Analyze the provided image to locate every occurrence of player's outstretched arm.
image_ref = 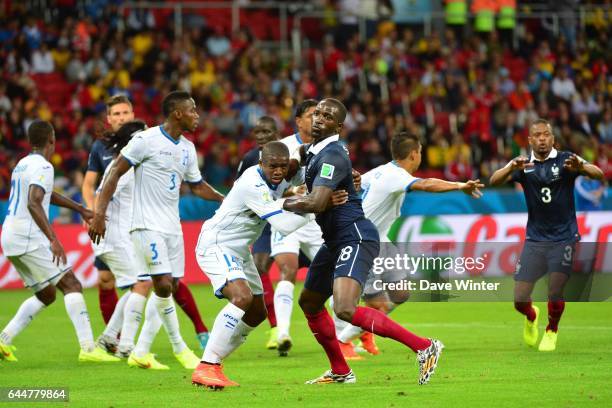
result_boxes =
[51,192,94,224]
[563,154,605,180]
[89,155,131,244]
[490,156,533,186]
[189,180,224,202]
[283,185,334,214]
[28,185,66,266]
[82,170,98,211]
[411,178,484,198]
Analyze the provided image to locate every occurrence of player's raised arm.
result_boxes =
[27,185,66,266]
[189,180,224,202]
[89,155,131,244]
[51,192,94,224]
[490,156,533,186]
[563,154,604,180]
[411,178,484,198]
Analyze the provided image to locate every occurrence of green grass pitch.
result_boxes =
[0,285,610,407]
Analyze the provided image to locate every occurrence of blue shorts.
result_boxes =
[514,241,576,282]
[252,224,272,254]
[94,256,110,271]
[304,239,380,299]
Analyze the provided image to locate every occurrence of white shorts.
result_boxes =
[196,244,263,299]
[131,229,185,279]
[8,246,71,293]
[270,220,323,260]
[97,241,151,288]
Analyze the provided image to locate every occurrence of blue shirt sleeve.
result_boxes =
[87,141,104,173]
[312,149,350,191]
[510,169,523,184]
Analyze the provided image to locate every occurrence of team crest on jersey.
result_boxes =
[551,163,560,181]
[262,191,272,203]
[320,163,335,179]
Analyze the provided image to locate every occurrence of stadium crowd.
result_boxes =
[0,1,610,205]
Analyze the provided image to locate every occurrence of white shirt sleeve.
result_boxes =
[184,144,202,183]
[243,183,312,235]
[120,134,148,166]
[396,171,421,193]
[30,162,54,193]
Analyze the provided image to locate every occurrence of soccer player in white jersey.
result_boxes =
[89,91,224,370]
[335,131,484,359]
[0,120,119,363]
[191,142,347,388]
[90,120,154,358]
[271,99,324,356]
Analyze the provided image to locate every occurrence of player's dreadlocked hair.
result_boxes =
[105,120,147,155]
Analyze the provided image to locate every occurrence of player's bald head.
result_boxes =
[261,141,289,163]
[320,98,347,124]
[256,116,277,132]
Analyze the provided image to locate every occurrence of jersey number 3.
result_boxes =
[541,187,552,203]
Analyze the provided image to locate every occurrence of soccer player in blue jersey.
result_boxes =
[490,118,604,351]
[283,98,443,385]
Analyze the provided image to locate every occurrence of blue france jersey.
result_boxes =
[304,136,378,246]
[87,139,113,173]
[511,149,579,242]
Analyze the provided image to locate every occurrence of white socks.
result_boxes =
[133,296,162,358]
[202,303,246,364]
[103,291,131,339]
[64,293,95,352]
[338,324,364,344]
[274,280,294,339]
[151,293,186,355]
[0,296,46,344]
[119,292,146,350]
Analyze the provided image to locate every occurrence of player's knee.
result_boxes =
[97,270,115,289]
[152,276,173,298]
[58,272,83,294]
[229,291,254,311]
[333,303,356,322]
[36,285,57,306]
[388,290,410,305]
[279,264,298,283]
[298,295,318,314]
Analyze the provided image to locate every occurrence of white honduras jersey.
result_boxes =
[361,161,420,242]
[121,125,202,235]
[278,132,323,237]
[1,154,54,256]
[280,133,304,161]
[92,158,135,255]
[197,165,311,258]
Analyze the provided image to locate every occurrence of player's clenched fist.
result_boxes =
[88,213,106,245]
[510,156,534,171]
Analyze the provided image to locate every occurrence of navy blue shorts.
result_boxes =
[252,224,272,254]
[514,241,576,282]
[94,256,110,271]
[304,239,380,299]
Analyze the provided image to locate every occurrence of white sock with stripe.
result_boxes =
[119,292,146,350]
[64,292,95,352]
[274,280,294,339]
[202,303,245,364]
[0,296,46,344]
[133,296,162,358]
[103,291,131,339]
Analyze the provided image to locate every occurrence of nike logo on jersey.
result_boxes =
[524,169,535,173]
[102,155,113,160]
[336,263,347,268]
[255,183,265,187]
